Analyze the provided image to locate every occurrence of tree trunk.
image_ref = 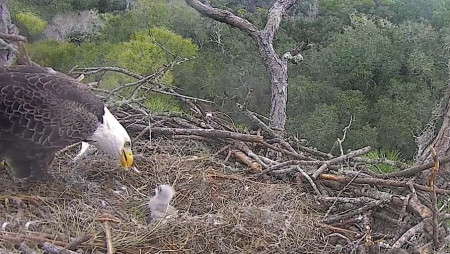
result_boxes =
[416,61,450,165]
[184,0,301,134]
[0,0,18,66]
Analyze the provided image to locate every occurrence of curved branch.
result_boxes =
[184,0,259,36]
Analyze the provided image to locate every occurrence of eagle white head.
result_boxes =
[89,106,134,169]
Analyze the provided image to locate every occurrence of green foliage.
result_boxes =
[288,104,340,152]
[144,94,183,113]
[99,0,170,43]
[108,28,197,75]
[16,12,47,36]
[374,98,422,157]
[365,149,403,173]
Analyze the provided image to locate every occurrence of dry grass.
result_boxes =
[0,138,333,253]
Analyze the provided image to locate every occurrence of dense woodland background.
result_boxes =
[9,0,450,161]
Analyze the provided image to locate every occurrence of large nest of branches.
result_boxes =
[2,65,450,254]
[0,137,331,253]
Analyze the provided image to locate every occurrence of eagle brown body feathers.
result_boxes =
[0,65,105,179]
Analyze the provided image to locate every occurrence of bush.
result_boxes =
[16,12,47,37]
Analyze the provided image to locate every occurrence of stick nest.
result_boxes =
[0,138,331,253]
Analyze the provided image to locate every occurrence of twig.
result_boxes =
[392,222,424,249]
[312,146,371,178]
[332,115,353,156]
[429,147,440,249]
[64,234,93,251]
[323,199,388,224]
[42,242,78,254]
[261,142,308,160]
[323,171,361,219]
[97,215,121,254]
[317,222,359,236]
[295,166,321,195]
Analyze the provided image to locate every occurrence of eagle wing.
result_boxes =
[0,65,105,149]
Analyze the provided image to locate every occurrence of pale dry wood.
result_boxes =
[64,234,93,251]
[312,146,371,178]
[232,149,262,172]
[320,173,450,195]
[152,127,263,143]
[42,242,77,254]
[19,243,36,254]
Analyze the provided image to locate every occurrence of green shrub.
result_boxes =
[16,12,47,36]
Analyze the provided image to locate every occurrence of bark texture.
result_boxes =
[0,0,17,66]
[185,0,300,133]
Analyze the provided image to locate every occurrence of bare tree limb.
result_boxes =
[184,0,258,36]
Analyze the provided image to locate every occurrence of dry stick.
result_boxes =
[318,196,377,205]
[290,136,332,158]
[235,142,269,169]
[0,233,67,246]
[42,242,77,254]
[323,199,387,224]
[333,115,353,156]
[392,221,424,249]
[151,127,263,143]
[295,166,321,195]
[312,146,371,179]
[19,243,36,254]
[375,154,450,179]
[74,66,144,79]
[394,194,411,239]
[429,147,440,250]
[316,222,359,236]
[352,157,410,170]
[362,211,374,248]
[0,248,14,254]
[323,171,362,220]
[232,149,262,172]
[320,174,450,195]
[261,142,308,160]
[97,216,120,254]
[0,32,27,42]
[64,234,93,251]
[417,233,450,253]
[236,103,298,154]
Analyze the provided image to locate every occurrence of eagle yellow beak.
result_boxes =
[120,148,134,170]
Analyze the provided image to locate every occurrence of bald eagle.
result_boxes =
[0,65,133,179]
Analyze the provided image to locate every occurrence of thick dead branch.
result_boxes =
[152,127,263,143]
[232,149,262,172]
[374,155,450,179]
[319,174,450,195]
[184,0,258,36]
